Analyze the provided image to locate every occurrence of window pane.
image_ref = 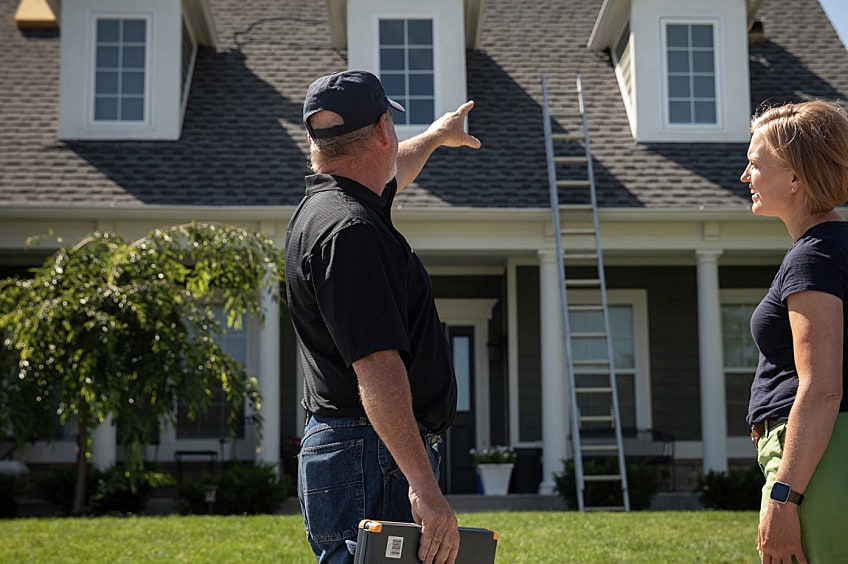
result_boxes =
[694,101,716,123]
[409,74,434,96]
[722,304,759,367]
[692,51,714,73]
[667,25,689,48]
[122,71,145,95]
[96,46,119,68]
[693,76,715,98]
[453,335,471,412]
[408,48,433,71]
[380,48,405,71]
[669,101,691,123]
[379,19,404,45]
[97,19,120,43]
[692,25,713,48]
[121,97,145,121]
[408,99,434,124]
[95,71,119,95]
[123,20,146,43]
[123,46,146,69]
[407,19,433,45]
[668,76,690,98]
[381,73,406,97]
[94,97,118,120]
[667,51,689,73]
[610,306,634,369]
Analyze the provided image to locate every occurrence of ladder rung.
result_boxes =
[563,253,598,260]
[580,415,614,424]
[550,109,583,118]
[568,304,603,311]
[557,180,591,188]
[561,228,595,236]
[554,156,588,164]
[559,204,594,211]
[565,279,600,287]
[583,474,621,482]
[552,133,583,142]
[575,387,613,394]
[580,444,619,452]
[570,332,607,339]
[573,360,610,368]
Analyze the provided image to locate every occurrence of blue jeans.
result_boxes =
[298,414,442,564]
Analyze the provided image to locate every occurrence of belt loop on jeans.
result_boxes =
[750,419,783,447]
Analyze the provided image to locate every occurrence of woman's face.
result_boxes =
[740,129,799,218]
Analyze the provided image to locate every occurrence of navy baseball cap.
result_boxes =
[303,70,405,139]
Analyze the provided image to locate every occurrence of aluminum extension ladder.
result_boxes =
[541,74,630,512]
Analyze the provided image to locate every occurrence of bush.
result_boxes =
[696,464,764,510]
[0,473,27,518]
[177,462,293,515]
[554,457,660,510]
[89,466,175,515]
[31,464,174,516]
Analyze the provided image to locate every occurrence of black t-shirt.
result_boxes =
[747,221,848,424]
[284,174,457,433]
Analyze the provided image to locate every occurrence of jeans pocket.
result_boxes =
[299,439,365,544]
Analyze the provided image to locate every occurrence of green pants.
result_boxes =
[757,412,848,563]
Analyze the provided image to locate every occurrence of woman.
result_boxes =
[741,100,848,563]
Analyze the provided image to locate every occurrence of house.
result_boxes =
[2,0,848,498]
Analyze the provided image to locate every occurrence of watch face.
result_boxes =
[771,481,791,502]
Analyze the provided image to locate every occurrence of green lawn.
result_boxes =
[0,511,759,563]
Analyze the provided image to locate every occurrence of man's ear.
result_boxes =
[374,113,391,146]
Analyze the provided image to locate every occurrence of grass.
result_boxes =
[0,511,760,563]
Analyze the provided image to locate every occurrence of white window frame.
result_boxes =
[180,15,198,123]
[509,285,652,448]
[88,13,153,130]
[660,17,722,132]
[721,288,766,459]
[346,0,468,140]
[377,17,437,127]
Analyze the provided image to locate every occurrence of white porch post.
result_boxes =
[695,250,728,473]
[91,414,116,470]
[257,271,281,476]
[538,251,569,494]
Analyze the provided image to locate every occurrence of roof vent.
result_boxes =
[748,19,765,43]
[15,0,57,29]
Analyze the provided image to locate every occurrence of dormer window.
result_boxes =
[93,17,148,123]
[665,23,717,126]
[379,18,435,125]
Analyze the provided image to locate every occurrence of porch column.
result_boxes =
[695,250,728,473]
[257,272,281,476]
[91,414,116,470]
[538,250,569,495]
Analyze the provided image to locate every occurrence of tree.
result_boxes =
[0,223,283,515]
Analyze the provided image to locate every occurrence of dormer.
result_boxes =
[57,0,217,141]
[326,0,484,139]
[588,0,753,143]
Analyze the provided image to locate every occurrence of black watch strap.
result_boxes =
[771,481,804,505]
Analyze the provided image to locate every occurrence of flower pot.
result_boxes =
[476,463,513,495]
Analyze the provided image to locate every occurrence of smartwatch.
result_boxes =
[770,481,804,505]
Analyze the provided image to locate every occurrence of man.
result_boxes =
[284,70,481,564]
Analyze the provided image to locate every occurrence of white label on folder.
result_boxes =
[385,535,404,559]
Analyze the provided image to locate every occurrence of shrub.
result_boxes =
[696,464,764,510]
[469,446,517,464]
[554,457,660,510]
[89,466,175,516]
[177,462,293,515]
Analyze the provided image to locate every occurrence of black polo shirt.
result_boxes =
[284,174,456,434]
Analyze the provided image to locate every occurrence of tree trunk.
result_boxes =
[72,422,89,515]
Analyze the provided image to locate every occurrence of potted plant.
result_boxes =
[470,446,516,496]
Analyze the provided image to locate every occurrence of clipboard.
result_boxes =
[353,519,498,563]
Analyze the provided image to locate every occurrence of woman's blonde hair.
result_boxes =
[751,100,848,214]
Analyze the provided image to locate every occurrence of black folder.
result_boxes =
[353,519,498,563]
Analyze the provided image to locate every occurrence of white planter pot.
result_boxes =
[476,463,514,495]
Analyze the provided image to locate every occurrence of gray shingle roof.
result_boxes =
[1,0,847,210]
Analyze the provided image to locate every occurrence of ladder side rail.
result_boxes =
[542,75,586,512]
[576,74,631,511]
